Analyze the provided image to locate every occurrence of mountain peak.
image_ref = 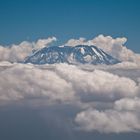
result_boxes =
[24,45,120,65]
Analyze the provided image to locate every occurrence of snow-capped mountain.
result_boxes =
[24,45,120,65]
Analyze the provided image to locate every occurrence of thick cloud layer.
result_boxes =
[0,62,140,133]
[0,63,139,102]
[0,35,140,134]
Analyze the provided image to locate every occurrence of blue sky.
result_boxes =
[0,0,140,52]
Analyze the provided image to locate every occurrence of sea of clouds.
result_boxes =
[0,35,140,134]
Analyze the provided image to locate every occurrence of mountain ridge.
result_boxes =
[24,45,120,65]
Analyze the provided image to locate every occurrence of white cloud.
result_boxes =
[0,37,57,62]
[114,98,140,111]
[55,64,138,102]
[35,37,57,49]
[0,63,139,103]
[75,108,140,133]
[75,96,140,133]
[65,37,86,47]
[0,63,74,102]
[0,62,140,133]
[0,41,33,62]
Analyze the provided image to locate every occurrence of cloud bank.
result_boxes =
[0,35,140,134]
[0,37,57,62]
[0,62,140,133]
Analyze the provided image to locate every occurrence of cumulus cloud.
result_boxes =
[114,98,140,111]
[75,108,140,133]
[75,97,140,133]
[0,63,74,102]
[0,37,57,62]
[55,64,138,102]
[0,62,140,133]
[0,63,139,102]
[65,37,86,47]
[1,63,138,102]
[35,37,57,49]
[0,41,33,62]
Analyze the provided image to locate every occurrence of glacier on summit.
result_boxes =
[24,45,120,65]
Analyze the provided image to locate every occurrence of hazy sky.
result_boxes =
[0,0,140,52]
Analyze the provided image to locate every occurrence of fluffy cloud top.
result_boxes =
[114,98,140,111]
[0,37,57,62]
[35,37,57,49]
[65,37,86,47]
[75,97,140,133]
[75,108,140,133]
